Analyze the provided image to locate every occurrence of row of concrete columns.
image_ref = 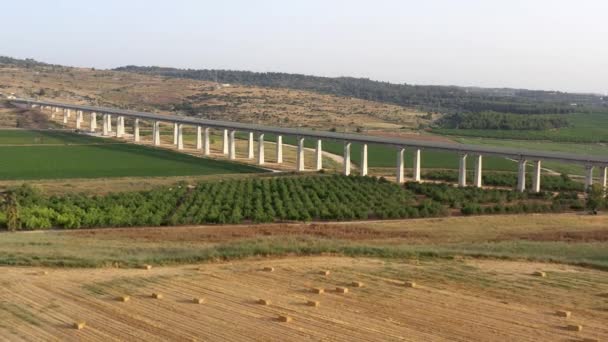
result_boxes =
[37,104,608,191]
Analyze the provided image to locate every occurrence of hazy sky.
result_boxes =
[1,0,607,93]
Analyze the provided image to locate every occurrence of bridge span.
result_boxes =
[11,98,608,192]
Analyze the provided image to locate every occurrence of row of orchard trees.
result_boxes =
[0,175,446,230]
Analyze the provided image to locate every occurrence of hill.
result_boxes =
[0,57,428,132]
[114,65,608,115]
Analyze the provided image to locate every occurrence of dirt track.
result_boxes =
[1,257,606,341]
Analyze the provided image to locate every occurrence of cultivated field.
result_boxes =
[0,214,607,341]
[0,129,264,180]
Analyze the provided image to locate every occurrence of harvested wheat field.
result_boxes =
[1,256,607,341]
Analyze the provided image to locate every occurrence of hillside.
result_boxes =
[114,65,608,115]
[0,57,428,132]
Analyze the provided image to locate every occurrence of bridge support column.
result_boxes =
[203,127,210,156]
[133,118,140,142]
[474,155,482,188]
[343,142,351,176]
[458,153,467,187]
[297,137,305,171]
[177,124,184,150]
[107,115,112,133]
[222,129,228,155]
[196,126,202,150]
[248,132,255,159]
[75,111,82,129]
[396,148,405,184]
[532,160,541,193]
[90,112,96,132]
[413,148,421,182]
[585,165,594,189]
[517,159,527,192]
[153,121,161,146]
[228,130,236,159]
[361,143,368,176]
[117,116,124,138]
[173,123,178,145]
[66,109,71,119]
[63,109,68,124]
[102,114,109,136]
[52,107,57,119]
[603,166,607,190]
[257,133,265,165]
[275,135,282,163]
[315,139,322,170]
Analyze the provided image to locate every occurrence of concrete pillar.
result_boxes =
[90,112,96,132]
[177,124,184,150]
[107,115,112,132]
[117,116,124,138]
[603,166,607,190]
[63,109,68,124]
[222,129,228,155]
[228,130,236,159]
[413,148,421,182]
[532,160,541,193]
[585,165,594,189]
[203,127,210,156]
[360,143,368,176]
[315,139,323,171]
[173,123,178,145]
[248,132,255,159]
[196,126,202,150]
[153,121,161,146]
[52,107,56,119]
[458,153,467,187]
[275,135,282,163]
[517,158,527,192]
[102,114,109,136]
[297,137,305,171]
[396,148,405,184]
[133,118,140,142]
[75,111,82,129]
[66,109,71,119]
[343,142,351,176]
[257,133,265,165]
[474,155,482,188]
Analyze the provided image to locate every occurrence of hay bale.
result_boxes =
[117,296,130,302]
[278,315,292,323]
[336,287,349,293]
[73,322,86,330]
[403,281,417,288]
[258,299,271,306]
[556,310,571,318]
[311,288,324,294]
[566,324,582,332]
[307,300,320,307]
[193,298,205,304]
[532,271,547,277]
[263,267,275,272]
[351,281,364,288]
[319,270,330,276]
[142,265,152,270]
[151,293,163,299]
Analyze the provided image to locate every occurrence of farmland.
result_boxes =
[0,214,607,341]
[0,129,264,180]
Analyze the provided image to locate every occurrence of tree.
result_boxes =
[586,184,606,213]
[6,192,21,231]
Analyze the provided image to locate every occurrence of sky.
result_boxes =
[1,0,607,94]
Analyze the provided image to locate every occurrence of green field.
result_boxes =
[0,130,264,180]
[433,112,608,143]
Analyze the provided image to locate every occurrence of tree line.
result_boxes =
[437,111,570,130]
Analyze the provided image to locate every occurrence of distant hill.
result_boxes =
[114,66,608,115]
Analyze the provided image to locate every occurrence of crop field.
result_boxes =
[0,130,264,180]
[433,112,608,143]
[0,214,607,341]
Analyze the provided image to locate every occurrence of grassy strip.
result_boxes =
[0,234,605,270]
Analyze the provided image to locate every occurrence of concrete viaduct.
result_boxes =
[12,98,608,193]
